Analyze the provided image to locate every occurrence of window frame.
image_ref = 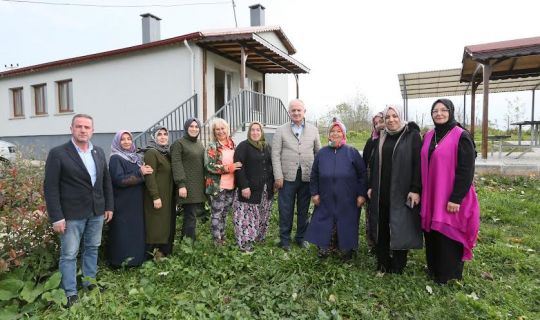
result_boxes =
[32,83,47,115]
[10,87,24,118]
[56,79,73,113]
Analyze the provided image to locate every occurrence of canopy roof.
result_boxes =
[461,36,540,82]
[398,68,540,99]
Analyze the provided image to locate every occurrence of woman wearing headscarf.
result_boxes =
[421,99,479,284]
[362,111,385,252]
[171,118,206,242]
[143,125,175,256]
[362,112,385,168]
[367,105,423,274]
[107,130,153,267]
[205,118,242,246]
[232,122,274,253]
[305,118,367,260]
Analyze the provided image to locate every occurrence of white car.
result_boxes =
[0,140,17,163]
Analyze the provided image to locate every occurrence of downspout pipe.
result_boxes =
[184,39,195,96]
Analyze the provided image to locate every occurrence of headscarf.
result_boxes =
[383,105,406,136]
[110,130,143,166]
[183,117,202,142]
[371,112,384,140]
[328,118,347,148]
[247,121,266,151]
[145,125,170,155]
[431,98,458,141]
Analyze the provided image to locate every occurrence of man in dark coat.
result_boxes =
[44,114,114,307]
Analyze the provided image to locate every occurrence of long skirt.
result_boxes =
[232,186,273,251]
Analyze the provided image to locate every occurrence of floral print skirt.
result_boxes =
[232,185,273,252]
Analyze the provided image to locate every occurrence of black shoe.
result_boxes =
[296,241,309,249]
[317,248,330,258]
[64,295,78,308]
[279,244,290,252]
[86,284,105,293]
[341,250,353,262]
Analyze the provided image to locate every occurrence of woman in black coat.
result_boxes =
[362,111,385,251]
[107,130,153,267]
[232,122,274,253]
[367,105,423,274]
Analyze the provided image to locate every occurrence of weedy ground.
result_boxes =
[34,175,539,319]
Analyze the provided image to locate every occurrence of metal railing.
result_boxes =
[133,94,197,148]
[200,90,290,146]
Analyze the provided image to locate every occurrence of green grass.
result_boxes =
[28,176,540,319]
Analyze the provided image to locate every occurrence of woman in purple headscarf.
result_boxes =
[421,98,479,284]
[107,130,153,267]
[305,118,367,261]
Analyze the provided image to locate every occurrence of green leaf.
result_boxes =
[0,279,24,301]
[41,289,67,306]
[19,282,45,303]
[0,304,19,320]
[43,272,62,291]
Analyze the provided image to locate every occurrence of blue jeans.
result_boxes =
[278,169,311,246]
[59,214,104,297]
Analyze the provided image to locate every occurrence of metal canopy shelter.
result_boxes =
[398,36,540,159]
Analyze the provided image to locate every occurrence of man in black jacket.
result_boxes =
[44,114,113,307]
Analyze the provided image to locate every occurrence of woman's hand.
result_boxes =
[153,198,162,209]
[241,188,251,199]
[312,195,320,206]
[357,196,366,208]
[140,163,153,175]
[447,201,460,213]
[407,192,420,208]
[179,187,187,198]
[367,189,372,199]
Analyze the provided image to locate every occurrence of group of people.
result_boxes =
[44,98,480,307]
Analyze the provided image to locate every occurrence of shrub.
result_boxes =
[0,159,58,274]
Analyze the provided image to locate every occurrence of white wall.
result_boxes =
[0,44,196,136]
[265,73,290,107]
[258,31,289,54]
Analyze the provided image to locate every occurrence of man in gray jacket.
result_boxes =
[272,99,321,250]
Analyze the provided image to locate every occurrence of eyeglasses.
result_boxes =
[432,109,450,115]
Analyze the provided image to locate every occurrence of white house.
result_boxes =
[0,5,309,158]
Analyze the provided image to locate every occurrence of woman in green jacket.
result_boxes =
[143,125,175,257]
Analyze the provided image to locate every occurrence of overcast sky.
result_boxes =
[2,0,539,128]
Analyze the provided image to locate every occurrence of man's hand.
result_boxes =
[153,198,162,209]
[179,187,188,198]
[52,220,66,234]
[104,211,113,223]
[367,189,372,199]
[274,179,284,190]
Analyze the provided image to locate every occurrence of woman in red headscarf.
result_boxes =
[305,118,367,261]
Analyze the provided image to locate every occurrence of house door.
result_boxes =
[214,69,233,114]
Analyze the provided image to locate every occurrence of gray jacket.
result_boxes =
[272,121,321,182]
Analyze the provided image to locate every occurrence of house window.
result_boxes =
[10,87,24,117]
[57,80,73,113]
[32,84,47,115]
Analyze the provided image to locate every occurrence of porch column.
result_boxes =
[481,64,492,159]
[470,82,478,138]
[240,47,247,90]
[294,74,299,98]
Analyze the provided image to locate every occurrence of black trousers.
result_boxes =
[181,203,204,241]
[425,230,464,284]
[376,202,408,273]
